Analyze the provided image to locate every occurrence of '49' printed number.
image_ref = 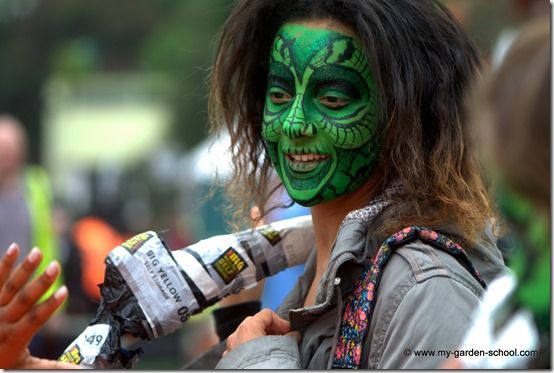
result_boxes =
[84,334,105,346]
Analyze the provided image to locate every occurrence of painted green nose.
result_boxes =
[282,95,316,139]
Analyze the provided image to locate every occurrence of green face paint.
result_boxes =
[262,23,379,206]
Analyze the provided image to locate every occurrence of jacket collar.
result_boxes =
[278,183,403,327]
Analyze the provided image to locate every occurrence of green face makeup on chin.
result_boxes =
[262,22,380,206]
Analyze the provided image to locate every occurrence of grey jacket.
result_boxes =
[214,215,506,369]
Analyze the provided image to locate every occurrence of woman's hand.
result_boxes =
[0,243,76,369]
[224,308,300,355]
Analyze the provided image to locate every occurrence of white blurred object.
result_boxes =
[459,272,539,369]
[184,132,233,184]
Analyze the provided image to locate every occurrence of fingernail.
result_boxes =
[54,286,67,301]
[27,248,41,264]
[46,261,59,277]
[6,243,17,256]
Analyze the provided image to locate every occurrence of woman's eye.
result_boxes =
[318,95,349,109]
[269,91,292,104]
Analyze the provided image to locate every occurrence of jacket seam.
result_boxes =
[395,244,483,296]
[234,351,299,369]
[367,281,415,368]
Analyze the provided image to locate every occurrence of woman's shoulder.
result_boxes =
[367,237,488,317]
[392,238,488,297]
[365,223,506,299]
[364,237,495,368]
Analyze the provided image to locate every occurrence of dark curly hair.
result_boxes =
[209,0,493,243]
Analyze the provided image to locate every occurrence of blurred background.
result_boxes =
[0,0,548,369]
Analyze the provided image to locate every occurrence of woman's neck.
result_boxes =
[310,168,383,269]
[302,169,383,307]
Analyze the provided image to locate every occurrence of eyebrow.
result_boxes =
[316,80,361,99]
[268,74,293,90]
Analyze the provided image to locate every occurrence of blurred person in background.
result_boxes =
[444,17,550,369]
[0,115,68,359]
[491,0,549,67]
[0,114,62,296]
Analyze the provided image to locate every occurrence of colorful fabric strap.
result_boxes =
[332,226,487,369]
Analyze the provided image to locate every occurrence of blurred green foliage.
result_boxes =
[0,0,233,162]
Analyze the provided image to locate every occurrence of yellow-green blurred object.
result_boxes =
[25,165,63,301]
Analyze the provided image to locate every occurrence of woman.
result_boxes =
[207,0,506,369]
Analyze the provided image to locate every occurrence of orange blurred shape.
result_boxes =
[72,216,130,301]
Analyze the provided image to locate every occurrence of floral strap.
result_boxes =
[332,226,487,369]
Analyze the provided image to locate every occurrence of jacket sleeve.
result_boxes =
[215,335,301,369]
[376,276,480,369]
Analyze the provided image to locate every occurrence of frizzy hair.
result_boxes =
[209,0,493,242]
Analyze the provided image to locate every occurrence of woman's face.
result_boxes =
[262,20,379,206]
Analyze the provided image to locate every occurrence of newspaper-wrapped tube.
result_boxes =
[59,215,314,368]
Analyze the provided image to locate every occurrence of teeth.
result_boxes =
[287,153,328,162]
